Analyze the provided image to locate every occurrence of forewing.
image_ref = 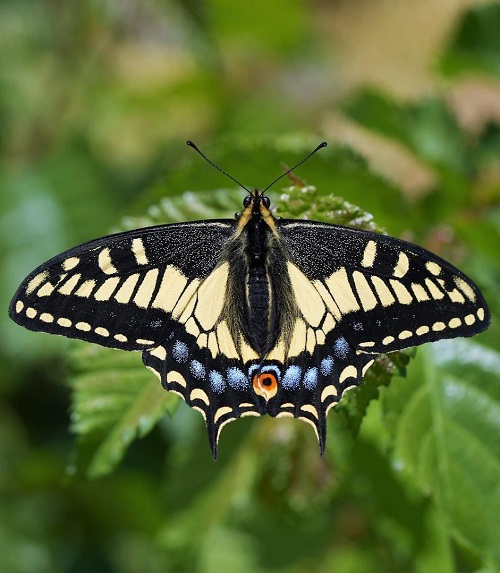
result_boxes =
[9,221,235,351]
[279,219,490,352]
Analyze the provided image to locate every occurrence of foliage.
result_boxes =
[1,1,500,573]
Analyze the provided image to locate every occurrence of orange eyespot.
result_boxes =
[252,371,278,401]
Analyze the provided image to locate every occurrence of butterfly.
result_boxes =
[9,141,490,459]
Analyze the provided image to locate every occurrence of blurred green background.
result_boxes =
[2,1,500,572]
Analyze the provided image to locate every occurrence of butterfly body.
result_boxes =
[10,186,490,459]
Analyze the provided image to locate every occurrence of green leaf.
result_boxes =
[68,344,177,478]
[382,338,500,568]
[440,3,500,78]
[342,90,468,173]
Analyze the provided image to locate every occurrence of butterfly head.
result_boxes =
[243,190,271,214]
[237,189,276,232]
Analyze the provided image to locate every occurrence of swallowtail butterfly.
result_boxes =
[9,142,490,459]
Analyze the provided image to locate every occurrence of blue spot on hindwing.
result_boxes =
[227,367,248,390]
[334,336,350,359]
[320,356,334,376]
[172,340,189,362]
[209,370,226,393]
[189,360,205,380]
[303,367,318,390]
[282,365,301,390]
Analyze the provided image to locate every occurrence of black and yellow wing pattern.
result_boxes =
[9,188,490,459]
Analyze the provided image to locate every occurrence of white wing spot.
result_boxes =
[426,261,442,276]
[361,240,377,268]
[390,280,413,304]
[76,322,91,332]
[195,263,229,330]
[393,252,410,278]
[75,279,96,298]
[40,313,54,323]
[94,277,120,301]
[432,322,446,332]
[58,273,81,295]
[98,248,117,275]
[190,388,210,405]
[449,318,461,328]
[398,330,412,340]
[150,346,166,360]
[362,360,374,376]
[132,238,149,265]
[136,339,154,345]
[114,333,128,342]
[322,313,336,335]
[16,301,25,313]
[411,283,430,302]
[353,271,377,311]
[306,327,316,354]
[36,282,55,297]
[95,327,110,337]
[465,314,476,326]
[167,370,187,388]
[288,318,307,358]
[477,308,485,321]
[454,277,476,302]
[26,271,49,295]
[26,307,37,318]
[114,274,140,303]
[214,406,233,423]
[383,335,394,345]
[57,317,72,327]
[216,320,239,359]
[134,269,159,308]
[325,267,360,314]
[152,266,188,313]
[321,386,338,401]
[287,262,325,327]
[416,325,430,336]
[185,317,200,338]
[300,405,319,419]
[371,276,396,307]
[339,365,357,384]
[425,278,445,300]
[62,257,80,271]
[447,288,465,304]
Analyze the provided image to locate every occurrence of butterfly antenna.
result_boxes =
[187,140,250,194]
[261,141,327,194]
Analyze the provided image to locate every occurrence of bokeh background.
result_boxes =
[1,1,500,572]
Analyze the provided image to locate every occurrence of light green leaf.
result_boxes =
[382,338,500,568]
[68,344,177,478]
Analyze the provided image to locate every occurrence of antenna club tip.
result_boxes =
[320,141,327,147]
[186,140,194,147]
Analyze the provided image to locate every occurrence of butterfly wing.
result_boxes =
[9,221,237,350]
[279,219,490,349]
[261,219,490,450]
[9,219,267,457]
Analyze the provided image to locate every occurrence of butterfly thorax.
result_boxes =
[223,192,297,358]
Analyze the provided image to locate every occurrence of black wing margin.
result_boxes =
[9,220,234,351]
[279,219,490,353]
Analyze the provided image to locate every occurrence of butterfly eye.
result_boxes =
[243,195,252,208]
[262,196,271,209]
